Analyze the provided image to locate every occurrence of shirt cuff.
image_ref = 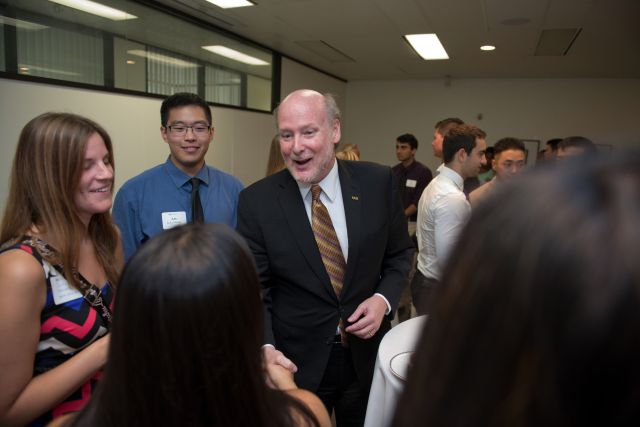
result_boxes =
[262,343,275,349]
[374,293,391,315]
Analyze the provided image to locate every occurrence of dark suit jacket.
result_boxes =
[237,160,414,391]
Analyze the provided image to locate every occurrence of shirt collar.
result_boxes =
[164,156,209,189]
[297,159,340,202]
[440,165,464,190]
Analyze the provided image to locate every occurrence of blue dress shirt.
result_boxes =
[112,157,244,260]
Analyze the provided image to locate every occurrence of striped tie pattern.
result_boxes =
[311,185,348,345]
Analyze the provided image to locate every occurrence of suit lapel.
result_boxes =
[339,161,362,295]
[277,172,337,301]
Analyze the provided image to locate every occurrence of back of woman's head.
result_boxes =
[395,152,640,427]
[1,112,114,243]
[86,224,268,426]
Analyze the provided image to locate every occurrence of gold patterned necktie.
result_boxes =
[311,185,348,345]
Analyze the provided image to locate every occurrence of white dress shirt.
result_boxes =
[415,165,471,280]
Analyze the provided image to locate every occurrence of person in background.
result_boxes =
[477,146,494,184]
[556,136,597,160]
[469,137,526,208]
[394,152,640,427]
[412,124,486,315]
[0,113,123,426]
[392,133,433,322]
[112,92,243,260]
[336,143,360,161]
[51,224,330,427]
[543,137,562,161]
[266,134,287,176]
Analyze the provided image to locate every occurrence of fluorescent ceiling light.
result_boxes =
[19,64,81,77]
[127,50,198,68]
[480,45,496,51]
[47,0,137,21]
[0,17,49,30]
[404,34,449,60]
[205,0,254,9]
[202,45,269,66]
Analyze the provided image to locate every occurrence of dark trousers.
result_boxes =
[410,269,440,315]
[316,342,368,427]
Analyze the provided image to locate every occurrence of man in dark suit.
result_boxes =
[237,89,413,426]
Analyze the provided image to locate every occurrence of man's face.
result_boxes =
[278,91,340,184]
[493,149,526,181]
[461,138,487,179]
[161,105,213,176]
[432,129,444,158]
[544,143,556,160]
[396,142,416,163]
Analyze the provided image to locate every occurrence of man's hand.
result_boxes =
[345,295,387,339]
[262,345,298,373]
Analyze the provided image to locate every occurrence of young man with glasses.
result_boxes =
[113,92,244,260]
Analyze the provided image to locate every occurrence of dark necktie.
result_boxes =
[311,185,348,345]
[191,178,204,224]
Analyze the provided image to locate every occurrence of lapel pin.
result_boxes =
[351,196,359,201]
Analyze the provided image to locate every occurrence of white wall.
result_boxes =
[280,57,348,121]
[344,78,640,172]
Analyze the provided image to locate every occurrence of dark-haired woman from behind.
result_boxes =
[58,224,330,427]
[0,113,123,426]
[394,152,640,427]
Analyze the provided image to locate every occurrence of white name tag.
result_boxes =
[406,179,417,188]
[162,211,187,230]
[50,271,83,305]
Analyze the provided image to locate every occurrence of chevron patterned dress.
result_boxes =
[2,242,113,427]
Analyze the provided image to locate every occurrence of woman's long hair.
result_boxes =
[72,224,318,427]
[394,152,640,427]
[0,112,119,289]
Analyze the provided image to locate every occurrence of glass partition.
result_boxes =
[0,0,274,111]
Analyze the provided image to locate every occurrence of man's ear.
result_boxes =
[331,119,341,145]
[457,148,468,163]
[160,126,168,143]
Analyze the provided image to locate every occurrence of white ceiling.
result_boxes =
[154,0,640,81]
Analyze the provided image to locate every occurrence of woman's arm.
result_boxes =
[0,250,109,427]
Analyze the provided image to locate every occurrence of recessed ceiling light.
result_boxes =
[126,60,136,65]
[47,0,137,21]
[205,0,254,9]
[202,45,269,66]
[480,45,496,51]
[403,34,449,60]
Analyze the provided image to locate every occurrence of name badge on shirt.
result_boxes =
[51,271,83,305]
[162,211,187,230]
[406,179,417,188]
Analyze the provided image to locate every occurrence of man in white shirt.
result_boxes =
[469,137,526,208]
[412,124,487,314]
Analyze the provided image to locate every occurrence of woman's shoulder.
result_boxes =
[0,243,45,288]
[285,389,331,427]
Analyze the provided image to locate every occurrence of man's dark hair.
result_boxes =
[546,138,562,152]
[443,124,486,164]
[160,92,212,126]
[494,137,525,156]
[559,136,597,155]
[397,133,419,150]
[435,118,464,136]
